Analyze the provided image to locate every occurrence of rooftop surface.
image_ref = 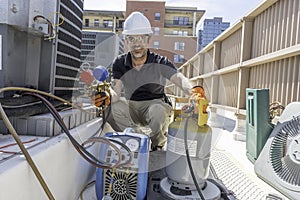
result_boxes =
[79,125,289,200]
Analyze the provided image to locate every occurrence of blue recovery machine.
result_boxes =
[95,132,150,200]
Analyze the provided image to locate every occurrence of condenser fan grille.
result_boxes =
[270,115,300,186]
[104,169,138,200]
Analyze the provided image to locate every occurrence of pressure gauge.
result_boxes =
[125,138,139,151]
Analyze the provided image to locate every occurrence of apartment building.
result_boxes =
[81,10,125,69]
[83,10,125,33]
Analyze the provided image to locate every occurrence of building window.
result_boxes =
[154,13,161,21]
[94,19,99,27]
[153,41,159,49]
[174,54,184,63]
[85,19,89,27]
[118,20,125,28]
[173,30,188,36]
[154,27,160,35]
[173,16,189,25]
[103,20,113,27]
[174,42,185,51]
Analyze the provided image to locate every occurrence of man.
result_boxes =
[96,12,193,150]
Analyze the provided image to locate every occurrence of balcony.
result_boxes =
[164,20,193,28]
[163,31,194,37]
[82,23,123,31]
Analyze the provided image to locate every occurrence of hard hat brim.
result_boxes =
[122,27,153,35]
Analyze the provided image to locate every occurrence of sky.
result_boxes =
[84,0,264,27]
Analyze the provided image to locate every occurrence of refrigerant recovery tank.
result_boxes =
[165,115,212,189]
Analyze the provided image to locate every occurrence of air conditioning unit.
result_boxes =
[0,0,57,31]
[0,0,84,99]
[33,23,49,35]
[255,102,300,200]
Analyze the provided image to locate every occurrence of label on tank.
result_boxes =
[167,135,197,156]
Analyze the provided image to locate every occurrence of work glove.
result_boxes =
[182,86,207,114]
[79,69,111,108]
[190,86,206,101]
[91,91,111,108]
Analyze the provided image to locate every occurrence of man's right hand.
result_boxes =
[91,91,110,107]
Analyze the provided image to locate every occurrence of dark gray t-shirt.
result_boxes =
[112,50,178,101]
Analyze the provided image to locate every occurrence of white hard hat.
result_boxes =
[122,12,153,35]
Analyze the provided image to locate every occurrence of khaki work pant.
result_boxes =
[107,98,172,148]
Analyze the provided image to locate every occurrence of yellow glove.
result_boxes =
[182,86,207,114]
[191,86,207,114]
[190,86,206,100]
[91,91,110,108]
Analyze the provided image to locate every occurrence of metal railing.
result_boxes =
[166,0,300,120]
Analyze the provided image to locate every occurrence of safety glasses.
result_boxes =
[125,35,150,44]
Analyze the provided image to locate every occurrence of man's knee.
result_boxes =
[106,101,128,132]
[148,104,168,120]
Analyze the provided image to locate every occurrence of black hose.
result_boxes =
[183,116,205,200]
[83,94,112,148]
[28,93,112,165]
[98,93,112,136]
[207,178,236,200]
[82,137,132,167]
[24,92,132,169]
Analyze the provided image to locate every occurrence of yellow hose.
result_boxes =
[0,86,116,199]
[0,86,95,199]
[0,103,55,200]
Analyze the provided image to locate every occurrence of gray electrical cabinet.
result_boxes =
[246,88,273,163]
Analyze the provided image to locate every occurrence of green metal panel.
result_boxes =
[246,88,273,163]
